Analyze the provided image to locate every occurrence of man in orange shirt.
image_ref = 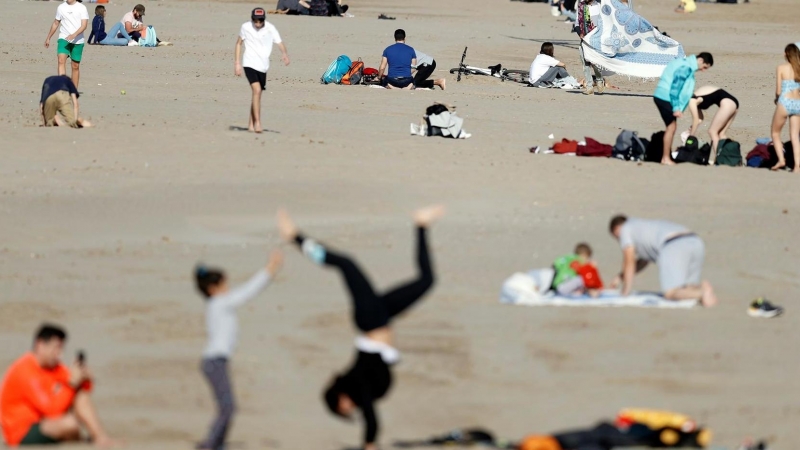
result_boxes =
[0,324,118,447]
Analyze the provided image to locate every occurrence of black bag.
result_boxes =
[674,136,710,165]
[645,131,665,162]
[612,130,647,161]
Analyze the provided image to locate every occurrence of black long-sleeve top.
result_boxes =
[339,351,393,445]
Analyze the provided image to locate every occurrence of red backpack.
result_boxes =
[341,59,365,85]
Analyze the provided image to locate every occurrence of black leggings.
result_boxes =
[296,227,434,332]
[414,61,437,89]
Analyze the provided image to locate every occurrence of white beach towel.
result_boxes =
[500,271,698,308]
[581,0,685,79]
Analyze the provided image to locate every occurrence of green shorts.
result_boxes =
[57,39,84,62]
[19,423,59,446]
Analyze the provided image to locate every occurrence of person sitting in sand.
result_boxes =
[687,85,739,165]
[770,42,800,172]
[88,6,131,46]
[120,4,147,42]
[528,42,571,88]
[0,324,118,447]
[276,0,311,15]
[608,215,717,307]
[552,243,602,297]
[39,75,91,128]
[377,29,416,90]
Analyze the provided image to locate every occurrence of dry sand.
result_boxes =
[2,0,800,448]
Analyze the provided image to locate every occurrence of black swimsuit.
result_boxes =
[693,89,739,110]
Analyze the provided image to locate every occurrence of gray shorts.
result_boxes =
[657,235,705,292]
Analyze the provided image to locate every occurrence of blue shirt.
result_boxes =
[88,15,106,43]
[653,55,698,113]
[382,42,416,78]
[40,76,79,104]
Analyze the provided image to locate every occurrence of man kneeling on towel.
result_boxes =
[608,215,717,307]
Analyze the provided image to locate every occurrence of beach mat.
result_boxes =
[500,272,698,309]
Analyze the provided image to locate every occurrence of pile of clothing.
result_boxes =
[410,103,471,139]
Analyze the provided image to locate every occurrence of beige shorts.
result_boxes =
[43,91,77,127]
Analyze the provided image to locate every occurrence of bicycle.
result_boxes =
[450,47,530,84]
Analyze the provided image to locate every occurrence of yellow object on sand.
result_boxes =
[617,408,695,431]
[682,0,697,12]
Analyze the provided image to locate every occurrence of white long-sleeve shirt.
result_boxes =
[203,269,272,358]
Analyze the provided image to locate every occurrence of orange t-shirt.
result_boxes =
[0,353,76,446]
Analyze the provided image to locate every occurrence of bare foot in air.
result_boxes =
[413,205,446,227]
[277,208,298,242]
[771,159,786,171]
[700,281,718,307]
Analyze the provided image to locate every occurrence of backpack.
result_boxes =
[341,59,365,85]
[612,130,647,161]
[645,131,665,162]
[321,55,352,84]
[139,26,157,47]
[362,67,379,84]
[674,136,709,165]
[715,139,742,166]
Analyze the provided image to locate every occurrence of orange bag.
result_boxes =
[341,59,365,85]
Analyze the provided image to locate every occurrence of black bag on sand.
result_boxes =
[763,141,797,168]
[674,136,710,165]
[612,130,647,161]
[646,131,665,162]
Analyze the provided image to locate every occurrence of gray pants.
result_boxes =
[657,235,705,292]
[579,45,603,86]
[533,66,570,87]
[201,358,236,450]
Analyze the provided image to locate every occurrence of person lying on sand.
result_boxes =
[276,0,311,15]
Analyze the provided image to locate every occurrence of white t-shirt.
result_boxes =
[239,21,282,73]
[529,54,560,84]
[414,50,434,67]
[121,11,142,29]
[56,1,90,45]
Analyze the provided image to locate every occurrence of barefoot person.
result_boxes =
[277,205,444,450]
[413,50,446,90]
[608,215,717,307]
[39,75,92,128]
[194,249,284,450]
[44,0,89,90]
[770,43,800,172]
[377,29,417,90]
[687,86,739,165]
[653,52,713,165]
[234,7,290,133]
[0,324,118,447]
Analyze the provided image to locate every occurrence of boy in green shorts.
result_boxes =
[45,0,90,90]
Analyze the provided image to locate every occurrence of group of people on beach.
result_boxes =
[275,0,349,16]
[2,204,727,450]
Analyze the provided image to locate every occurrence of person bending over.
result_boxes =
[413,50,446,90]
[687,85,739,165]
[608,215,717,307]
[377,29,417,90]
[39,75,91,128]
[277,205,444,450]
[529,42,571,88]
[0,324,118,447]
[653,52,713,165]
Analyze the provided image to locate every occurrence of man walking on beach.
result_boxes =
[234,7,290,133]
[0,324,118,447]
[609,215,717,307]
[653,52,713,165]
[44,0,90,90]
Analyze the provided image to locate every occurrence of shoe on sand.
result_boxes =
[748,298,784,318]
[157,41,173,47]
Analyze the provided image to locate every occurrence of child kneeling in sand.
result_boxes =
[552,243,603,296]
[39,75,91,128]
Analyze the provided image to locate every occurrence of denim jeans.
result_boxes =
[100,22,130,46]
[579,45,603,85]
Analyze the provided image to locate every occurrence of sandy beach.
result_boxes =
[2,0,800,448]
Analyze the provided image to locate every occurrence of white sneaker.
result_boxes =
[458,131,471,139]
[551,6,561,16]
[127,40,139,47]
